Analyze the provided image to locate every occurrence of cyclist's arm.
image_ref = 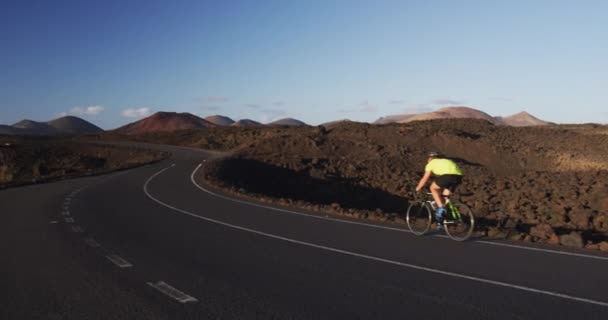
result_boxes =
[415,170,432,192]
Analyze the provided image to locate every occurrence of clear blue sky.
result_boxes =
[1,0,606,128]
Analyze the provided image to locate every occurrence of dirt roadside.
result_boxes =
[0,136,169,189]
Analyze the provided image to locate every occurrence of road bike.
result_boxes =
[406,193,475,241]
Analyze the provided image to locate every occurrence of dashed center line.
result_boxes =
[64,217,75,223]
[62,211,70,216]
[147,281,198,303]
[106,254,133,268]
[71,226,84,233]
[84,238,101,248]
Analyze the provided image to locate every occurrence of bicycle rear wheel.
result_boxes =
[443,203,475,241]
[406,202,432,235]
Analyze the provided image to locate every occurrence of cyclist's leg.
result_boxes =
[441,175,462,199]
[429,182,444,208]
[430,182,445,230]
[442,188,451,197]
[442,177,462,219]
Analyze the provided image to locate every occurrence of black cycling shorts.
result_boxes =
[435,174,462,191]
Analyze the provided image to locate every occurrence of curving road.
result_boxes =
[1,144,607,319]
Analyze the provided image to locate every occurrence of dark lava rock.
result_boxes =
[530,223,555,240]
[559,232,584,249]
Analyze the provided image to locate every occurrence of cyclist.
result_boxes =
[415,152,463,229]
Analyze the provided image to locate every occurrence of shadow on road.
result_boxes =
[214,157,408,214]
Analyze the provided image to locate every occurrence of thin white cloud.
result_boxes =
[245,104,261,109]
[273,101,286,107]
[259,109,287,123]
[122,107,151,118]
[64,105,105,116]
[389,99,406,105]
[433,99,463,105]
[201,105,221,111]
[361,105,378,112]
[489,97,513,102]
[338,101,379,113]
[196,96,229,103]
[359,101,378,113]
[403,105,433,114]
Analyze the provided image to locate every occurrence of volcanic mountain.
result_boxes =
[12,120,58,135]
[406,106,500,124]
[0,116,102,135]
[268,118,307,126]
[114,112,216,134]
[46,116,103,134]
[205,115,235,126]
[374,106,549,126]
[497,111,553,127]
[231,119,263,127]
[319,119,367,129]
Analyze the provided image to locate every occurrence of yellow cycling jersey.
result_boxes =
[425,158,463,176]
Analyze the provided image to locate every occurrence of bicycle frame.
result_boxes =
[445,199,462,221]
[426,193,462,221]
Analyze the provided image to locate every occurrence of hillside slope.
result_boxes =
[498,111,552,126]
[115,112,216,134]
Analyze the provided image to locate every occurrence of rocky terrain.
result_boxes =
[192,119,608,251]
[100,126,290,151]
[0,136,168,188]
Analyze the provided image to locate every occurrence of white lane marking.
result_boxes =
[63,205,70,210]
[191,164,608,262]
[64,217,75,223]
[49,220,58,224]
[106,254,133,268]
[84,238,101,248]
[62,211,70,216]
[71,226,84,233]
[144,165,608,308]
[476,240,608,261]
[147,281,198,303]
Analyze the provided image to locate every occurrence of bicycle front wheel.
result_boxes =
[406,202,432,235]
[444,203,475,241]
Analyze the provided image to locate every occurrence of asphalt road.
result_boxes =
[1,144,607,319]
